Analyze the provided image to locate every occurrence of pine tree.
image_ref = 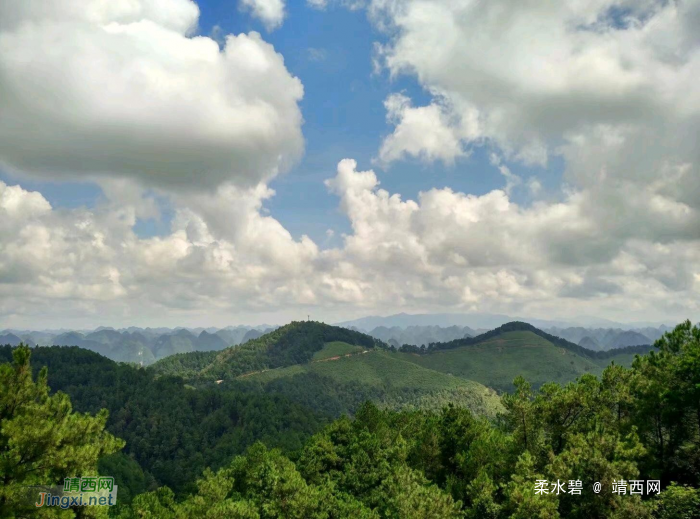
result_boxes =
[0,345,123,517]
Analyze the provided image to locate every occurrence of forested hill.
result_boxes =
[150,320,503,419]
[420,321,655,359]
[3,321,699,517]
[151,321,386,381]
[395,322,654,392]
[0,345,327,496]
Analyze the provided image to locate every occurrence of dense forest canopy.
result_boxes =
[0,320,698,517]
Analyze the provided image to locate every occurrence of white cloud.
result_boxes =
[0,0,303,191]
[0,179,323,326]
[377,94,474,165]
[2,154,700,327]
[2,0,700,327]
[320,159,700,322]
[307,0,328,9]
[371,0,700,177]
[240,0,286,31]
[307,47,328,61]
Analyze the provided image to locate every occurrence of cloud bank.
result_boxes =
[1,0,699,327]
[0,0,303,191]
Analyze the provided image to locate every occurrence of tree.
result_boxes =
[629,321,700,486]
[652,483,700,519]
[0,345,123,517]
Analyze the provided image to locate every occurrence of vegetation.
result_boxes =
[239,347,503,418]
[312,341,366,360]
[0,346,123,518]
[151,321,385,381]
[122,320,699,518]
[398,328,652,392]
[0,345,328,498]
[1,320,698,517]
[408,321,653,357]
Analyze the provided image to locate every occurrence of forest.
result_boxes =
[1,321,699,518]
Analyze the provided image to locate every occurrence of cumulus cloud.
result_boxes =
[240,0,286,31]
[359,0,700,319]
[371,0,700,176]
[0,0,303,191]
[2,154,700,327]
[2,0,700,327]
[321,159,700,321]
[377,94,476,165]
[0,178,323,326]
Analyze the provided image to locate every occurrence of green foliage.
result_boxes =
[397,330,648,392]
[239,349,503,418]
[312,342,365,361]
[5,320,700,518]
[426,321,654,360]
[154,321,386,382]
[652,483,700,519]
[98,453,149,504]
[0,345,327,496]
[0,346,123,518]
[629,320,700,486]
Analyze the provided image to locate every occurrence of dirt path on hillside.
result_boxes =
[235,349,370,379]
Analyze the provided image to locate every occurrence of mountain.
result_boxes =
[0,344,326,495]
[0,333,27,346]
[151,321,503,418]
[337,312,572,331]
[196,330,228,351]
[545,325,660,350]
[578,336,600,350]
[84,329,155,364]
[394,322,653,392]
[152,329,198,358]
[340,312,676,333]
[365,325,475,347]
[609,330,652,349]
[15,324,283,365]
[237,343,503,418]
[241,328,265,343]
[151,321,384,381]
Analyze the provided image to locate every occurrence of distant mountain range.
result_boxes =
[541,326,670,351]
[151,320,652,410]
[352,323,665,351]
[337,312,673,331]
[0,325,277,365]
[0,313,674,364]
[360,325,480,347]
[338,313,672,350]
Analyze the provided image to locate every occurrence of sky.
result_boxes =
[0,0,699,328]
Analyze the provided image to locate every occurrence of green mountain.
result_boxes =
[396,322,653,392]
[0,345,326,495]
[239,344,503,418]
[151,321,649,417]
[150,321,384,380]
[152,321,503,418]
[4,320,699,518]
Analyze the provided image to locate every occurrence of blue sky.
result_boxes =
[0,0,564,246]
[1,0,697,328]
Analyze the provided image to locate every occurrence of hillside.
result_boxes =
[238,343,503,418]
[152,322,503,418]
[0,345,326,496]
[397,323,653,392]
[152,321,386,380]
